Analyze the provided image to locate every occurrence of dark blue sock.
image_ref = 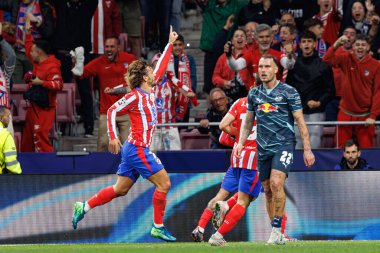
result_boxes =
[272,216,283,228]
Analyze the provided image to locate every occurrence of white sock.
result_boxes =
[214,231,223,238]
[84,201,91,213]
[198,226,205,233]
[154,223,164,228]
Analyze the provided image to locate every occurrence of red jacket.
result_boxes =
[323,46,380,119]
[242,48,283,84]
[213,52,254,90]
[25,34,63,107]
[314,10,341,46]
[82,51,138,114]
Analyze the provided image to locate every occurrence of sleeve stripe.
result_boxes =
[6,160,19,167]
[4,151,17,157]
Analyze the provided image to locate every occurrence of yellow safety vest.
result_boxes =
[0,123,21,174]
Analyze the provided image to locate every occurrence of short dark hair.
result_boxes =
[300,30,317,41]
[34,39,51,55]
[344,139,360,151]
[176,34,185,43]
[105,35,121,45]
[279,24,297,35]
[260,54,279,68]
[303,18,324,30]
[355,34,371,44]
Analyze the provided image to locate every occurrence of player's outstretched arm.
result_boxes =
[234,111,254,158]
[293,110,315,168]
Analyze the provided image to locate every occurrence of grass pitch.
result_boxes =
[0,241,379,253]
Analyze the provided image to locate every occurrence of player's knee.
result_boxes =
[114,187,129,196]
[157,180,171,192]
[270,179,283,193]
[207,198,218,209]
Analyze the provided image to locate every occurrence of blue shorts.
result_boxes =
[221,167,261,197]
[258,144,294,181]
[117,142,164,182]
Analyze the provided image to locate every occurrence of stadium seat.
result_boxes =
[321,126,336,148]
[180,129,211,149]
[10,84,29,123]
[374,128,380,148]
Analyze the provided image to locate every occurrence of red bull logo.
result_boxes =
[257,102,278,113]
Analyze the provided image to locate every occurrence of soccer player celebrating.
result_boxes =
[234,55,315,245]
[71,27,179,242]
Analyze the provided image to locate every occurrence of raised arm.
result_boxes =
[154,26,178,83]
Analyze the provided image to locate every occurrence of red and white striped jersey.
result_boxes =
[228,97,258,170]
[0,71,8,108]
[154,76,179,128]
[107,43,173,147]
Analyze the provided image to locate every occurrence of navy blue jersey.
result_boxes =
[247,82,302,153]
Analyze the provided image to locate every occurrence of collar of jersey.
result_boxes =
[136,87,150,94]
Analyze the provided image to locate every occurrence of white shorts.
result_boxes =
[150,127,181,152]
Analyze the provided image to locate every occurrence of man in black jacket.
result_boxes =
[198,88,231,149]
[285,31,335,149]
[334,139,373,170]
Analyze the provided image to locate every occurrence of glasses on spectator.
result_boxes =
[211,96,226,104]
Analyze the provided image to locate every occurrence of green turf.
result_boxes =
[0,241,379,253]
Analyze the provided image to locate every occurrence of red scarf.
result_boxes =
[170,52,191,120]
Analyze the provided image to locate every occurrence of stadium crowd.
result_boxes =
[0,0,379,153]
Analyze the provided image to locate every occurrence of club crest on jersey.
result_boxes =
[124,62,129,69]
[156,98,164,108]
[274,96,283,102]
[364,70,370,76]
[257,102,278,113]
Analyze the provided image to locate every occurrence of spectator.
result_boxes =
[212,29,252,102]
[140,0,171,51]
[273,12,299,44]
[323,34,380,148]
[198,88,231,149]
[272,24,299,55]
[226,24,284,85]
[196,0,246,94]
[21,19,63,152]
[0,23,16,136]
[166,34,197,127]
[236,0,279,27]
[0,106,21,174]
[244,21,259,51]
[170,0,182,33]
[313,0,342,46]
[285,31,335,149]
[72,36,137,152]
[52,0,98,138]
[334,139,373,170]
[116,0,142,58]
[325,26,357,121]
[0,1,21,30]
[304,18,330,58]
[271,0,319,31]
[91,0,121,56]
[340,0,370,35]
[11,0,55,84]
[150,53,196,152]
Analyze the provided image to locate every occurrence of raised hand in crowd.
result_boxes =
[224,15,234,31]
[333,35,348,48]
[169,25,179,44]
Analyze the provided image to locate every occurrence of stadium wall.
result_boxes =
[1,150,379,243]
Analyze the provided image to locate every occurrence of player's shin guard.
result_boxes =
[226,193,238,209]
[198,208,213,230]
[218,204,246,236]
[87,186,117,209]
[153,189,167,225]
